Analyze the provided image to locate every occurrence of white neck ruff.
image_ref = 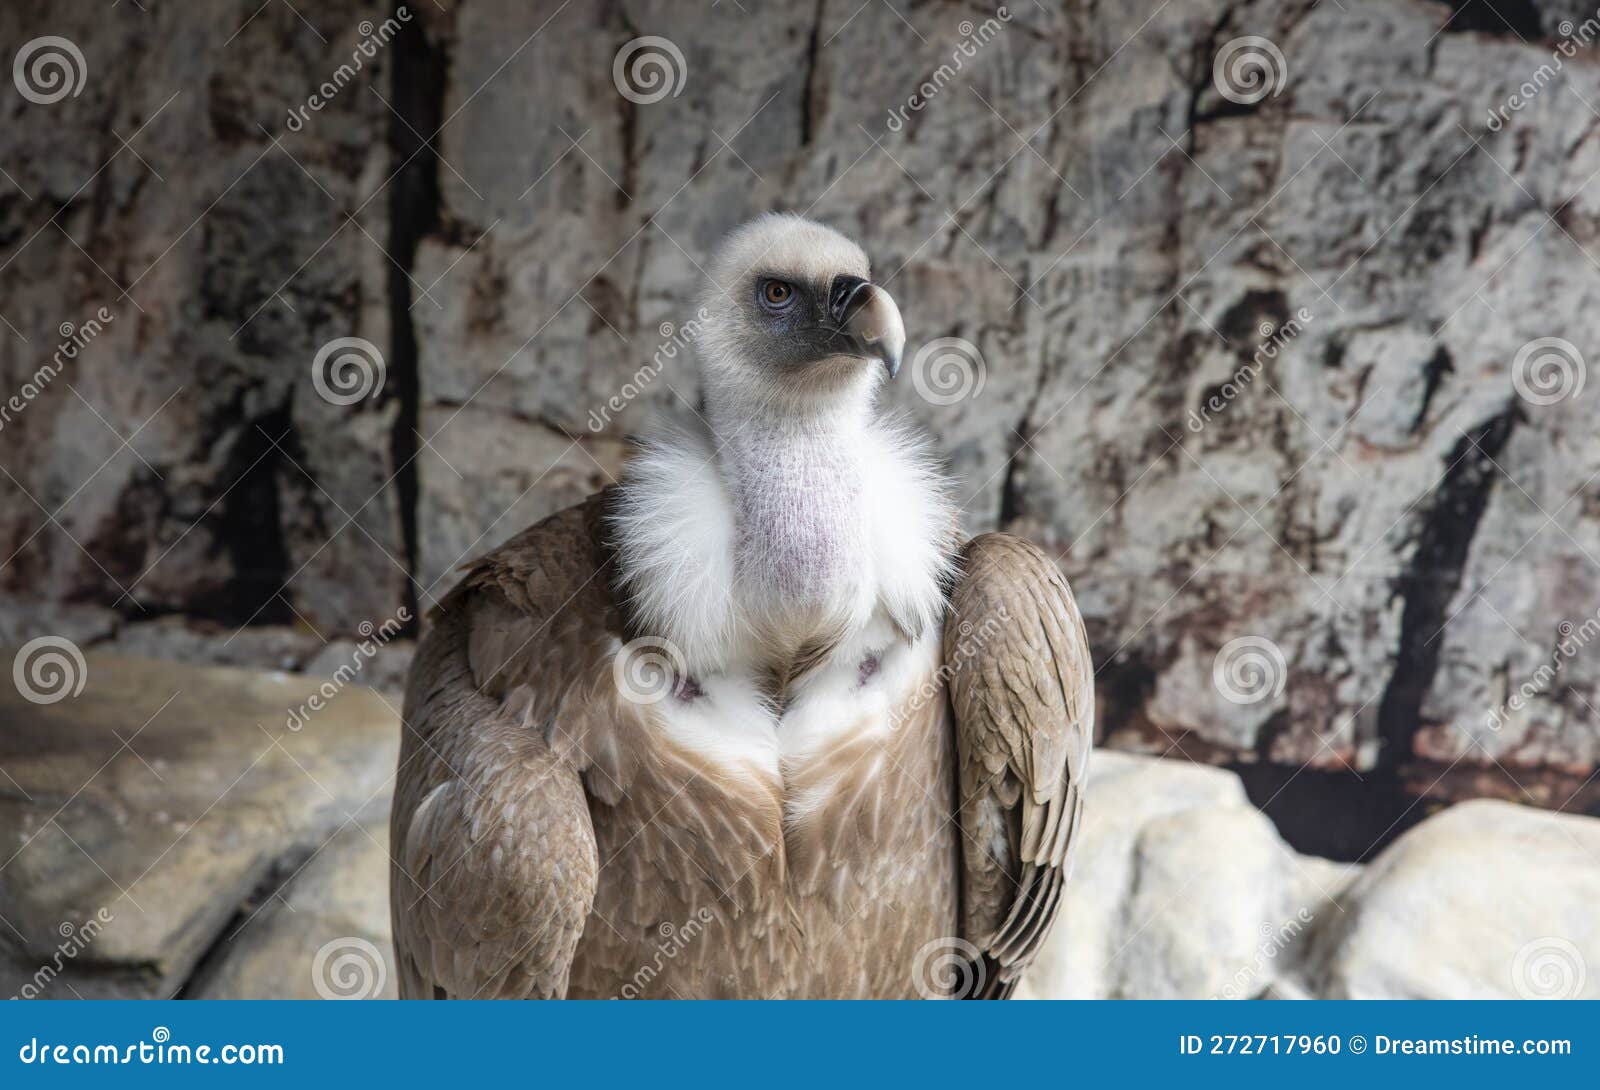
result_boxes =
[609,412,956,676]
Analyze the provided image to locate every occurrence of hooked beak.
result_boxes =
[830,276,905,379]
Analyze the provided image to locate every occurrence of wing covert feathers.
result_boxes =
[390,500,611,999]
[945,532,1093,999]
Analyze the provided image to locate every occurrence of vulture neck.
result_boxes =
[708,392,876,659]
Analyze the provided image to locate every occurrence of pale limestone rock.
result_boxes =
[192,823,397,1000]
[1307,799,1600,1000]
[0,650,397,998]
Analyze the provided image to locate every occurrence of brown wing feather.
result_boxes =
[390,497,618,999]
[945,532,1093,999]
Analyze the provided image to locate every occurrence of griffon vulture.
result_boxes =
[390,214,1093,999]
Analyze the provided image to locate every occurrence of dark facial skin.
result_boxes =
[743,271,870,374]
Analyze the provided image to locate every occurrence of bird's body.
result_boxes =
[390,216,1092,999]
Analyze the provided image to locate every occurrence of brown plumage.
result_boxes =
[389,498,1091,999]
[388,215,1093,999]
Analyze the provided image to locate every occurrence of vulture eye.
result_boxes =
[758,279,796,311]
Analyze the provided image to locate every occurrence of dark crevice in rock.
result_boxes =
[614,3,643,210]
[1188,5,1233,110]
[1217,289,1291,356]
[1189,4,1259,126]
[1373,404,1518,783]
[385,6,446,634]
[170,844,320,999]
[1093,654,1160,746]
[1228,404,1522,862]
[208,408,294,625]
[616,89,640,213]
[1191,1,1320,127]
[1411,345,1454,435]
[799,0,825,147]
[1467,206,1494,262]
[996,431,1028,529]
[1440,0,1545,39]
[997,336,1056,531]
[1231,762,1430,862]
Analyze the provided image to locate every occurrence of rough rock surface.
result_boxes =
[0,650,397,999]
[1019,753,1600,1002]
[0,1,406,634]
[190,823,398,1001]
[4,2,1599,840]
[1304,799,1600,999]
[0,598,414,695]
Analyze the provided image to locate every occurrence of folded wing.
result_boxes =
[944,532,1094,998]
[390,501,613,999]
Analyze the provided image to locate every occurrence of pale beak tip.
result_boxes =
[881,336,903,379]
[862,285,905,379]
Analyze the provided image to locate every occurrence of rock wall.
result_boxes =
[5,0,1600,854]
[0,0,408,630]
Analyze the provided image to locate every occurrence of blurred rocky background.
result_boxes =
[3,0,1599,997]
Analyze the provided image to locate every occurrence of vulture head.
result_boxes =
[698,214,905,412]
